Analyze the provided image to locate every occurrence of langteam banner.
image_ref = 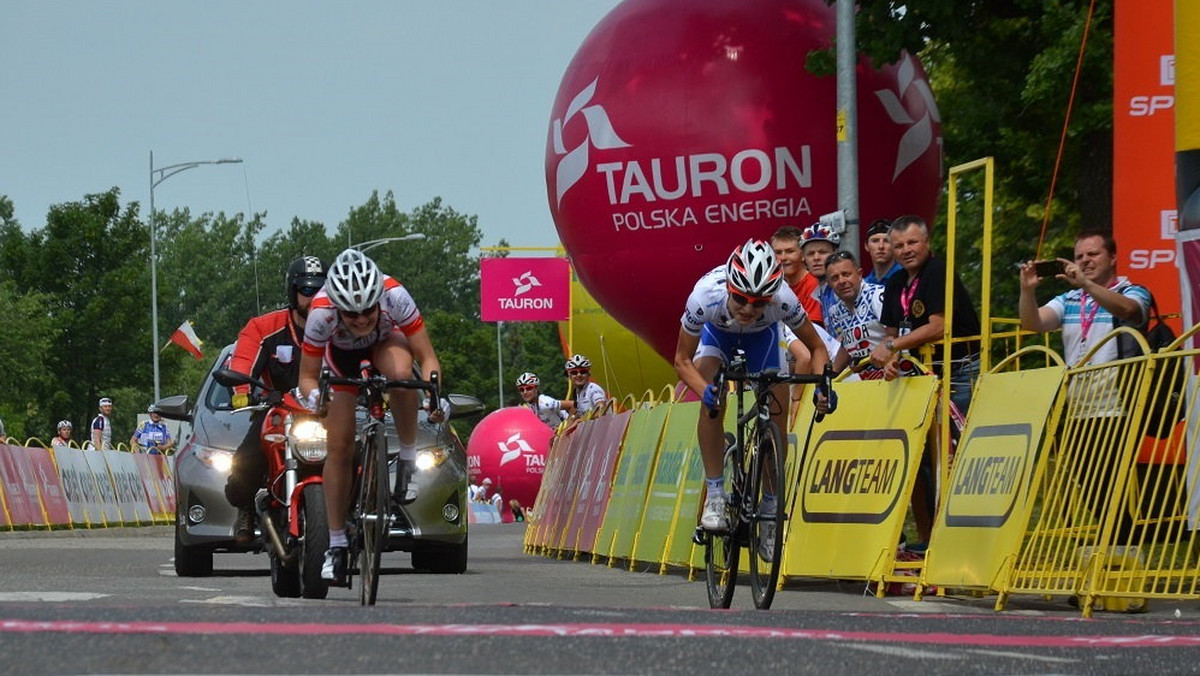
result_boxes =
[480,257,570,322]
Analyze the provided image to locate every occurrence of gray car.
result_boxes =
[161,344,485,577]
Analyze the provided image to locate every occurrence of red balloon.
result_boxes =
[547,0,942,361]
[465,407,554,510]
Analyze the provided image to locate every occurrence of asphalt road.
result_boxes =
[1,523,1199,674]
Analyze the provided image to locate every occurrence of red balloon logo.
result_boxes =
[465,407,554,510]
[547,0,942,361]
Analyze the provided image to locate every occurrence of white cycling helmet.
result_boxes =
[516,372,540,388]
[725,239,783,298]
[57,420,73,431]
[325,248,384,313]
[564,354,591,371]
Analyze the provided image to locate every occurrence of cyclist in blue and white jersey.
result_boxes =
[674,239,834,531]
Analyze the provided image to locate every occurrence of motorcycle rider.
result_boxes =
[225,256,327,545]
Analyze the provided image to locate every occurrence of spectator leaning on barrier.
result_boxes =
[863,218,903,285]
[90,397,114,450]
[51,420,73,448]
[565,354,607,416]
[130,404,175,454]
[823,250,888,374]
[870,216,982,416]
[516,372,573,430]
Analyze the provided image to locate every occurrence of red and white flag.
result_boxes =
[166,320,204,360]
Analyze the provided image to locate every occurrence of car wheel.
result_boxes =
[299,484,330,599]
[412,534,468,574]
[174,524,214,577]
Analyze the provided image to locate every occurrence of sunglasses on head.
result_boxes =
[729,290,770,308]
[517,385,538,393]
[339,305,379,320]
[825,250,856,265]
[297,285,322,297]
[567,369,590,377]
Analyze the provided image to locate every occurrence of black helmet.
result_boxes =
[286,256,327,308]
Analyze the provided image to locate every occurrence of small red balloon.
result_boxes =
[466,407,554,510]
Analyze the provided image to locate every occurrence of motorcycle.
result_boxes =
[213,368,330,599]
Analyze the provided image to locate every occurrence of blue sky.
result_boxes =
[2,1,622,248]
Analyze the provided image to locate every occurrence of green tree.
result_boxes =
[814,0,1112,316]
[0,281,59,440]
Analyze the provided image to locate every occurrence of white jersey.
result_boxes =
[525,394,568,430]
[680,267,809,336]
[301,276,424,355]
[824,281,887,363]
[573,381,608,414]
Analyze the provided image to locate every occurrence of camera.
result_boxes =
[1033,260,1065,278]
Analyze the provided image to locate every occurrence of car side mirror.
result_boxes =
[154,395,193,423]
[446,394,487,420]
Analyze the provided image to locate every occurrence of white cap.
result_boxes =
[98,397,113,407]
[482,477,492,485]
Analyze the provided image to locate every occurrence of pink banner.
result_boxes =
[480,257,570,322]
[0,445,42,526]
[26,447,70,525]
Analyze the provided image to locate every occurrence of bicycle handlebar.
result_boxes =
[706,355,834,419]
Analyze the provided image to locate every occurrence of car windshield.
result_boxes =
[205,349,235,411]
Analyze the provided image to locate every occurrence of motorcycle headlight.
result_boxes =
[288,417,328,464]
[415,447,448,471]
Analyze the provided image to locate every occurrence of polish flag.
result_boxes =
[167,321,204,360]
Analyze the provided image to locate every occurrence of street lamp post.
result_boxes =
[352,233,427,253]
[149,150,243,401]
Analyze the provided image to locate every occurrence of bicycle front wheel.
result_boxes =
[356,426,389,606]
[748,419,786,610]
[704,438,740,609]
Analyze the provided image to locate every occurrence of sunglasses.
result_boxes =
[339,305,379,320]
[517,385,538,393]
[567,369,590,377]
[297,285,322,297]
[729,290,770,308]
[825,250,856,265]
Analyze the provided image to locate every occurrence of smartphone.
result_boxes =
[1033,260,1065,278]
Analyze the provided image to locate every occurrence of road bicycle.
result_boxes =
[694,351,833,609]
[323,365,440,606]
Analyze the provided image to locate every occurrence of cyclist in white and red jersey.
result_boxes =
[295,248,443,586]
[674,239,834,532]
[564,354,607,416]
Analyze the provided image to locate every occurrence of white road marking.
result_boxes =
[841,642,960,660]
[967,649,1078,664]
[180,596,301,607]
[0,592,109,602]
[178,586,222,592]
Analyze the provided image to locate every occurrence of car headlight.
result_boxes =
[288,417,328,464]
[415,447,449,471]
[195,446,234,473]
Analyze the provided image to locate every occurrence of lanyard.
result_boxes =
[1078,279,1118,343]
[899,273,921,317]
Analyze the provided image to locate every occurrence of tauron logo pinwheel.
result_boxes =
[552,77,631,207]
[498,433,535,466]
[512,271,542,296]
[874,54,942,181]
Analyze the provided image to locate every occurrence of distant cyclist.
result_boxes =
[564,354,607,416]
[295,248,444,587]
[51,420,73,448]
[515,372,573,430]
[130,404,175,454]
[674,239,834,532]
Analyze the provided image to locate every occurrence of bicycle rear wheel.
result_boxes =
[748,419,786,609]
[704,439,741,609]
[356,426,389,606]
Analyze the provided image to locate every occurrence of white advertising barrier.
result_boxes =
[468,502,502,524]
[103,451,155,525]
[83,451,122,525]
[53,448,110,526]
